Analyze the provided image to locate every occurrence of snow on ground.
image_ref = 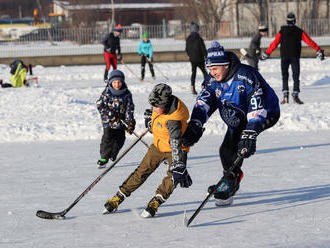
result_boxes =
[1,58,330,248]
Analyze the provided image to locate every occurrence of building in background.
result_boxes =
[52,0,181,27]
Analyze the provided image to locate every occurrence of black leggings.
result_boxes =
[141,55,155,79]
[281,57,300,93]
[190,61,208,87]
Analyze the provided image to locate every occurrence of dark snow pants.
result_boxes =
[119,144,187,200]
[246,56,259,70]
[190,61,208,87]
[219,112,280,172]
[100,127,125,161]
[141,55,155,79]
[281,57,300,94]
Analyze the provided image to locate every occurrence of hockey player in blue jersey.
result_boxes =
[182,41,280,206]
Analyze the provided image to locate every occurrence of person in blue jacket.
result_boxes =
[182,41,280,206]
[137,32,155,81]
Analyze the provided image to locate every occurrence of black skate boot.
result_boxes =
[292,93,304,104]
[97,158,109,169]
[280,96,289,104]
[104,69,109,83]
[103,191,125,214]
[208,168,244,206]
[191,86,197,95]
[140,194,165,218]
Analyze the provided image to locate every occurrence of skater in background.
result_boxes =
[102,24,123,82]
[241,24,268,70]
[137,31,155,81]
[96,69,135,168]
[182,41,280,207]
[263,13,324,104]
[103,83,192,218]
[185,21,208,95]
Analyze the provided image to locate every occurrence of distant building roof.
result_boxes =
[53,0,181,11]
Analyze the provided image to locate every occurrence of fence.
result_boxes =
[1,19,330,46]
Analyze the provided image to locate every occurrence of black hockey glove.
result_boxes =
[316,50,325,61]
[170,161,192,188]
[237,130,257,158]
[144,109,152,133]
[182,120,204,147]
[124,119,136,134]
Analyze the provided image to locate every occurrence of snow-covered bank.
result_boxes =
[1,58,330,143]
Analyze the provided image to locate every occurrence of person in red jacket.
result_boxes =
[102,24,123,82]
[263,13,324,104]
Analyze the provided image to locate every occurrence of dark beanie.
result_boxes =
[190,22,199,33]
[148,83,173,108]
[286,12,296,23]
[205,41,230,67]
[108,69,125,85]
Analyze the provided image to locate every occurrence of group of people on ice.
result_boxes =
[96,12,325,218]
[98,38,281,217]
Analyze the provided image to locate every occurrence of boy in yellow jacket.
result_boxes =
[103,83,192,218]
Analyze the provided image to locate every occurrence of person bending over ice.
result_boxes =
[183,41,280,206]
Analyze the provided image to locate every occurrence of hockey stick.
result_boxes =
[36,129,149,220]
[150,59,169,82]
[121,60,152,83]
[120,120,149,149]
[184,149,247,227]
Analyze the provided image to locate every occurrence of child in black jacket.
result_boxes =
[96,69,135,168]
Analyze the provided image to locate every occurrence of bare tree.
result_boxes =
[171,0,231,39]
[109,0,114,32]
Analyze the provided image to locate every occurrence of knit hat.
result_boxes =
[190,22,199,33]
[148,83,173,108]
[258,24,268,32]
[205,41,230,67]
[286,13,296,23]
[143,31,148,38]
[114,24,123,32]
[108,69,125,85]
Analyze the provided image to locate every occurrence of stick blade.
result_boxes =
[36,210,65,220]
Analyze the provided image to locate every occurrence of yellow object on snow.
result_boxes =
[11,62,27,87]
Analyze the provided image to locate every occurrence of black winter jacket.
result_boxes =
[185,32,207,63]
[279,25,303,58]
[102,33,121,55]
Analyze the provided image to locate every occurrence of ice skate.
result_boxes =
[103,191,125,214]
[97,158,108,168]
[208,168,243,206]
[292,93,304,104]
[140,194,165,218]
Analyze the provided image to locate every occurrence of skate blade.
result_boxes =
[215,196,233,206]
[102,207,117,215]
[183,209,189,227]
[97,164,106,169]
[102,208,110,214]
[140,209,152,218]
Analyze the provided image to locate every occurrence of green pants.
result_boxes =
[119,144,187,200]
